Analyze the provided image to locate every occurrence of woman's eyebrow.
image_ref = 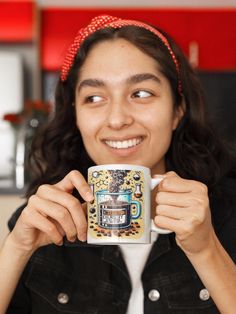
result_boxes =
[77,73,161,91]
[77,79,105,91]
[126,73,161,85]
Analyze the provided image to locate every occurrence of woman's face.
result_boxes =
[75,38,182,174]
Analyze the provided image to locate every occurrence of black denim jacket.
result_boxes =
[6,178,236,314]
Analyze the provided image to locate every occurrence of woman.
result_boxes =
[0,15,236,314]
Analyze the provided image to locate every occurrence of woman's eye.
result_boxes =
[85,95,103,103]
[132,90,153,98]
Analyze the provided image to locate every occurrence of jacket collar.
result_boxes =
[101,234,173,278]
[102,245,130,280]
[145,234,172,269]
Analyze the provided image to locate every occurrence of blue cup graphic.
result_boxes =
[97,189,141,229]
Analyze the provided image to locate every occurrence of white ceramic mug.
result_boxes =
[87,164,172,244]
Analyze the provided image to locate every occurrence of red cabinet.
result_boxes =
[0,0,36,42]
[0,3,235,71]
[41,8,236,71]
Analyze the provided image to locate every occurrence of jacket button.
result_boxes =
[148,289,160,301]
[199,288,210,301]
[57,292,69,304]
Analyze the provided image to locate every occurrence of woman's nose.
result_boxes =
[106,101,134,130]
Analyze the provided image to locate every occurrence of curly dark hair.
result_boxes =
[26,25,235,198]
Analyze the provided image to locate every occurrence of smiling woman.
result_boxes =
[1,15,236,314]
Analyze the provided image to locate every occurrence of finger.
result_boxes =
[30,195,78,242]
[156,190,209,212]
[37,185,87,241]
[50,218,66,238]
[157,171,179,179]
[158,175,207,196]
[54,170,94,201]
[153,171,178,183]
[23,208,63,246]
[154,214,206,239]
[153,215,177,233]
[158,176,193,193]
[156,204,190,219]
[81,202,87,215]
[156,191,195,207]
[156,203,207,225]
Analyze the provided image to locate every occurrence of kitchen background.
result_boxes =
[0,0,236,246]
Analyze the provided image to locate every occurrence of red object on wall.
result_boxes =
[41,8,236,71]
[0,1,35,42]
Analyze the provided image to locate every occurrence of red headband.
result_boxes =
[61,15,182,94]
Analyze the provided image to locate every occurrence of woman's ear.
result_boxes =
[172,97,186,131]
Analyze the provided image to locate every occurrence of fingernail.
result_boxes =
[79,233,87,242]
[69,236,77,242]
[85,191,94,202]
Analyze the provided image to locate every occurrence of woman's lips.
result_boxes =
[103,137,144,156]
[104,137,142,149]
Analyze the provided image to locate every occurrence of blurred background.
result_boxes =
[0,0,236,245]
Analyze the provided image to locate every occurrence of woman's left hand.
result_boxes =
[154,171,216,256]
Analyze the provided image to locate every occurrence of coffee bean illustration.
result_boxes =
[90,207,96,214]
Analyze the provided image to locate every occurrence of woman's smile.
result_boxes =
[102,136,144,157]
[104,136,143,149]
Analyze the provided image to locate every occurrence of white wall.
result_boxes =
[0,52,23,117]
[0,52,23,179]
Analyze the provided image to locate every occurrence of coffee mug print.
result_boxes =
[87,164,171,244]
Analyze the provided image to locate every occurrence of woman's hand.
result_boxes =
[154,171,216,256]
[8,170,94,253]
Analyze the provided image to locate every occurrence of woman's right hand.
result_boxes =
[8,170,94,254]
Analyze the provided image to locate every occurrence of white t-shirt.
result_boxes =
[119,232,158,314]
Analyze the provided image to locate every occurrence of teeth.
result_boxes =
[105,138,142,149]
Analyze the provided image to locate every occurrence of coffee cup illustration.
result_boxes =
[97,189,141,229]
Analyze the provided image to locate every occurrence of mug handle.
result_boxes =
[151,176,172,234]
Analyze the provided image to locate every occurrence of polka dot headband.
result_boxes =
[61,15,182,94]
